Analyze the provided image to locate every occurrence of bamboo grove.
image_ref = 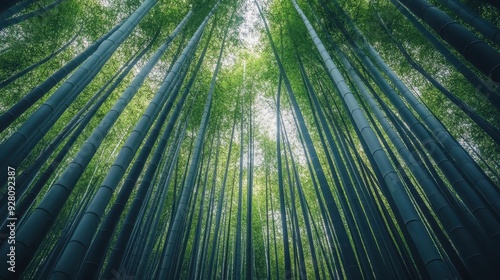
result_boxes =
[0,0,499,279]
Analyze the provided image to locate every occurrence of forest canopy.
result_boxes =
[0,0,499,279]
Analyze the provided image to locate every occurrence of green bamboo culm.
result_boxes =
[0,0,157,181]
[291,0,455,278]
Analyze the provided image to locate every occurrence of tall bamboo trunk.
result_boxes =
[0,22,122,132]
[292,0,455,278]
[0,0,157,181]
[0,2,163,275]
[156,5,227,276]
[48,10,195,280]
[398,0,500,83]
[0,0,36,21]
[0,0,67,30]
[0,36,154,237]
[376,12,500,145]
[386,0,499,101]
[257,1,362,277]
[0,26,81,90]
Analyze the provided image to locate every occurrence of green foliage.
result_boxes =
[1,0,499,278]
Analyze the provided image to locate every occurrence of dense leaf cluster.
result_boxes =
[0,0,499,279]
